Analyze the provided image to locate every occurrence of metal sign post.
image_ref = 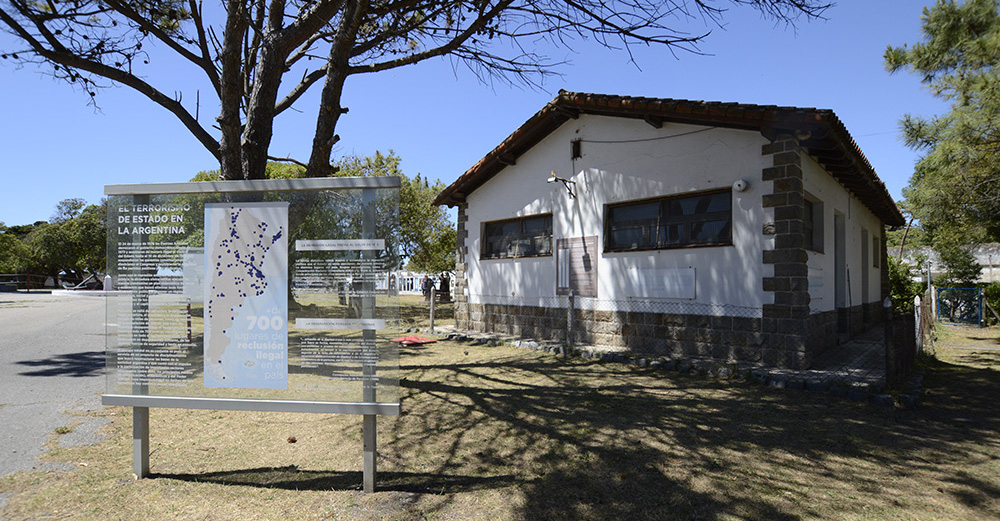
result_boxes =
[103,177,401,490]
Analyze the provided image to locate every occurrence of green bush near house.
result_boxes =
[983,282,1000,325]
[888,257,924,313]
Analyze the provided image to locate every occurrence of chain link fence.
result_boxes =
[459,293,832,369]
[466,293,763,318]
[936,287,983,326]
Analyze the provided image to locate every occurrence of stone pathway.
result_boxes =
[787,326,887,387]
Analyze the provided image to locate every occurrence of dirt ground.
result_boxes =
[1,321,999,520]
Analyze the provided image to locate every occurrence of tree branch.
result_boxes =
[189,0,218,84]
[350,0,515,75]
[275,66,328,115]
[103,0,220,94]
[1,6,220,159]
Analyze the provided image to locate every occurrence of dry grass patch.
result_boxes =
[934,324,1000,370]
[2,334,1000,520]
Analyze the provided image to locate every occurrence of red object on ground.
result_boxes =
[390,335,437,345]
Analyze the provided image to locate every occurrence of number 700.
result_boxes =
[246,315,284,330]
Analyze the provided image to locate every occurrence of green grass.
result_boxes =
[1,327,999,520]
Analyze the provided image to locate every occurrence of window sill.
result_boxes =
[603,242,733,254]
[480,254,553,261]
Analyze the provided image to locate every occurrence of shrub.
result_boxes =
[888,257,924,313]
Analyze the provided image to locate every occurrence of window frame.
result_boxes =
[803,199,815,251]
[480,213,554,260]
[603,188,733,253]
[803,193,824,253]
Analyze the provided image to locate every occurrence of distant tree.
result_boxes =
[886,225,928,253]
[51,198,87,223]
[0,223,30,273]
[936,240,983,286]
[69,201,108,273]
[190,153,452,270]
[1,0,829,181]
[886,0,1000,250]
[11,199,108,279]
[4,222,44,240]
[407,226,456,275]
[335,151,454,271]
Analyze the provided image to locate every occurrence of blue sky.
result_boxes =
[1,1,945,226]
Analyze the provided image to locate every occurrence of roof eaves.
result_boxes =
[434,92,905,226]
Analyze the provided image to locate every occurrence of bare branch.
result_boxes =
[350,0,516,75]
[2,0,833,184]
[275,65,327,115]
[189,0,221,89]
[103,0,220,93]
[0,6,220,159]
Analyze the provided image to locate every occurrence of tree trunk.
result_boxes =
[306,0,367,177]
[218,0,248,180]
[240,0,289,180]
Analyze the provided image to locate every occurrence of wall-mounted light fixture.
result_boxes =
[547,171,576,198]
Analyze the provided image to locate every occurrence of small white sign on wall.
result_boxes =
[628,267,696,299]
[808,267,824,301]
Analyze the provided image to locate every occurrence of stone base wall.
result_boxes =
[837,302,884,336]
[458,302,849,369]
[806,310,839,360]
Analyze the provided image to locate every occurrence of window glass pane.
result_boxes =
[608,191,732,251]
[483,222,502,258]
[668,192,729,216]
[705,192,731,213]
[658,223,684,246]
[520,215,552,256]
[691,219,730,243]
[609,201,658,250]
[500,221,519,257]
[483,215,553,259]
[484,220,519,258]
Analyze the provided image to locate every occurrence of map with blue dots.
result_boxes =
[203,202,288,389]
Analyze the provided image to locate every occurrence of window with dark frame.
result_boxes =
[873,236,880,268]
[604,190,732,252]
[803,195,824,253]
[482,214,553,259]
[803,199,815,251]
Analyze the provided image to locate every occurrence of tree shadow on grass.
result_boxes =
[398,296,453,327]
[965,336,1000,346]
[388,342,1000,520]
[154,466,517,493]
[129,341,1000,520]
[16,350,105,377]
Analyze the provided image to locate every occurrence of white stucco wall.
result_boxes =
[464,115,773,310]
[803,154,884,313]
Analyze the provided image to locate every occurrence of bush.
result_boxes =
[984,282,1000,325]
[888,257,924,313]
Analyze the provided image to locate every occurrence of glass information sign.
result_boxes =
[103,177,400,413]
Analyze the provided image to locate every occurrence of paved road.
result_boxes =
[0,291,108,477]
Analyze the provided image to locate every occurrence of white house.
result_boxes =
[435,92,904,369]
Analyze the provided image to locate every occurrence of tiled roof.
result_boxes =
[434,91,905,226]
